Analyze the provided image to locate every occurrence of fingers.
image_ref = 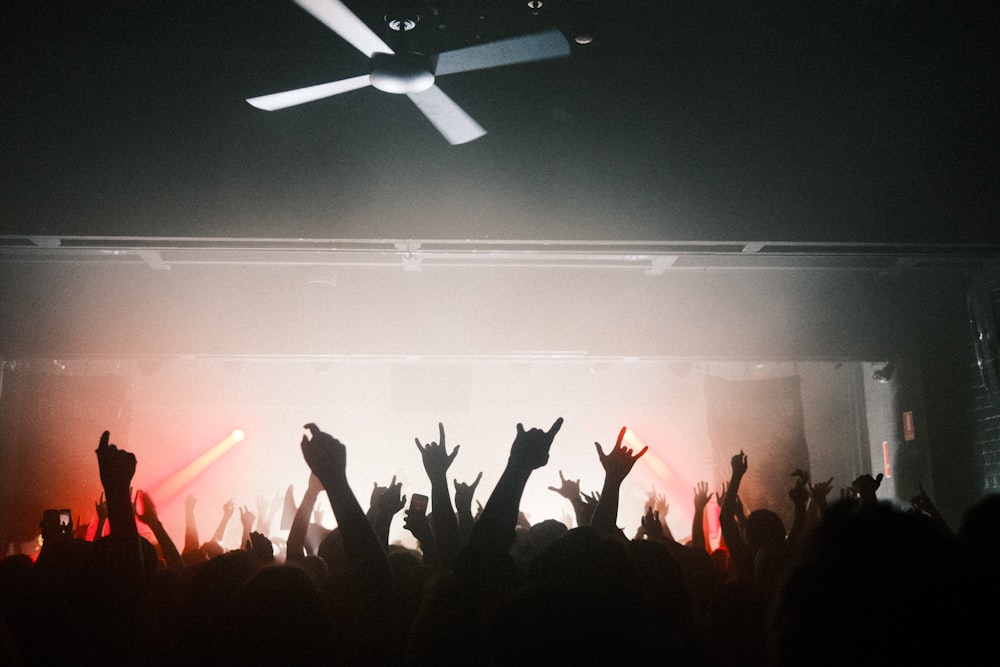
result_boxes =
[438,422,445,446]
[547,417,564,436]
[472,471,483,486]
[516,423,525,435]
[594,441,606,459]
[414,437,424,452]
[303,423,319,438]
[635,445,649,459]
[616,426,626,447]
[97,430,110,452]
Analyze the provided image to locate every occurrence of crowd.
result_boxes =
[0,417,997,666]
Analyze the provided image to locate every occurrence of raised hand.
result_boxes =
[300,423,348,484]
[403,504,432,541]
[810,476,834,501]
[641,506,666,542]
[595,427,648,485]
[691,480,713,554]
[548,470,582,501]
[693,481,712,511]
[908,483,950,533]
[910,483,936,515]
[245,531,274,564]
[852,472,883,505]
[95,430,136,494]
[240,505,256,532]
[788,473,810,506]
[730,450,748,478]
[591,427,647,537]
[646,488,669,518]
[368,482,388,514]
[717,482,729,506]
[454,472,483,511]
[134,489,159,525]
[403,504,438,567]
[377,475,406,517]
[134,489,185,570]
[95,492,108,522]
[415,422,460,481]
[508,417,564,470]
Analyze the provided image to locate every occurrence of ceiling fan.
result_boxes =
[247,0,572,144]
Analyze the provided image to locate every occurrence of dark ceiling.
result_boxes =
[5,0,998,246]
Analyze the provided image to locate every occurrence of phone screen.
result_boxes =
[410,494,428,512]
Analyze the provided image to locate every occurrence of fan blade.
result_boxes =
[246,74,371,110]
[434,28,570,76]
[407,85,487,145]
[293,0,394,57]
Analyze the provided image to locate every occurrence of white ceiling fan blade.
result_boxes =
[434,28,570,76]
[246,74,371,110]
[407,85,487,145]
[293,0,394,57]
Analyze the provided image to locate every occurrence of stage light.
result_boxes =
[624,428,671,481]
[151,430,247,502]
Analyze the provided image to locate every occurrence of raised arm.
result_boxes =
[463,418,563,559]
[807,475,833,527]
[300,423,391,598]
[93,491,109,540]
[691,480,713,554]
[134,489,185,571]
[286,475,324,564]
[96,431,139,543]
[786,469,810,547]
[548,470,589,527]
[453,471,483,548]
[211,498,235,545]
[719,450,752,579]
[403,499,441,568]
[590,427,648,539]
[373,475,406,547]
[182,494,199,555]
[415,422,462,568]
[852,473,883,507]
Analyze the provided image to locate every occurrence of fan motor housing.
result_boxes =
[370,52,435,94]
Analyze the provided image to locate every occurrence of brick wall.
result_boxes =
[968,269,1000,492]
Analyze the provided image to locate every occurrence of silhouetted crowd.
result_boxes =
[1,418,997,666]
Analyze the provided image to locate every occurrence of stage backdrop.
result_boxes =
[705,375,810,532]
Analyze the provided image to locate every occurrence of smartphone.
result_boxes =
[41,509,73,539]
[409,493,429,513]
